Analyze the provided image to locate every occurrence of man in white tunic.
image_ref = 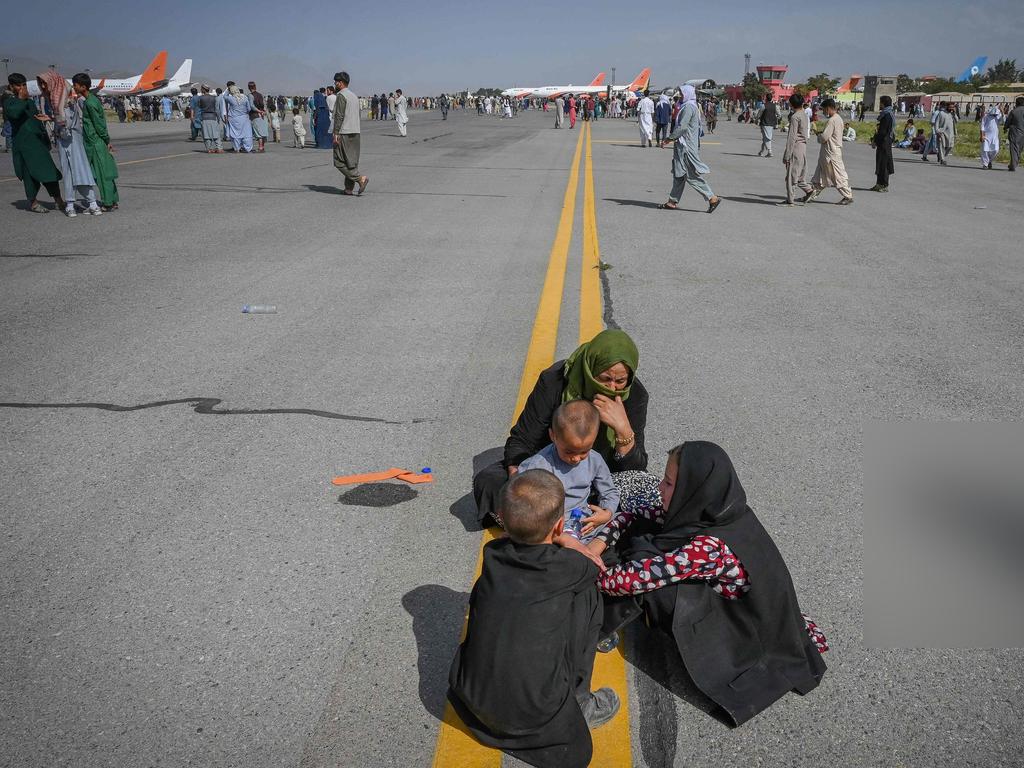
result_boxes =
[980,106,1001,169]
[394,89,409,137]
[554,96,564,128]
[804,98,853,205]
[637,90,655,147]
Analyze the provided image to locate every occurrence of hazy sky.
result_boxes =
[1,0,1020,94]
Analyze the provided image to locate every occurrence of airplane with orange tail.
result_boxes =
[529,67,651,100]
[502,72,605,100]
[836,74,863,93]
[25,51,170,98]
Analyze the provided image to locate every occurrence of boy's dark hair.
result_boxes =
[880,95,892,108]
[551,400,600,441]
[499,470,565,544]
[821,97,836,110]
[72,72,91,88]
[789,93,804,109]
[334,71,349,85]
[1016,96,1024,107]
[8,72,27,87]
[292,107,300,114]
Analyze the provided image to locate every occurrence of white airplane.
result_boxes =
[529,68,651,101]
[502,72,606,100]
[136,59,193,98]
[25,51,169,98]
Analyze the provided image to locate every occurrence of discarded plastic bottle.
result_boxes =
[566,506,587,539]
[242,305,277,314]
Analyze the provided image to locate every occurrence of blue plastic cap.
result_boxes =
[421,467,432,474]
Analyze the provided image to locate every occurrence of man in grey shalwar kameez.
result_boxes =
[658,85,721,213]
[332,72,369,196]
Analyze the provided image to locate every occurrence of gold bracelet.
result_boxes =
[614,433,635,447]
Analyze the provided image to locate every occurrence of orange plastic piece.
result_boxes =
[331,467,433,486]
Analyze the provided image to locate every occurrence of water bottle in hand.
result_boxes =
[566,506,587,539]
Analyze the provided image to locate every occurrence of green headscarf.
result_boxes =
[562,329,639,450]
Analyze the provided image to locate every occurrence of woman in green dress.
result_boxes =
[2,73,64,212]
[71,72,119,210]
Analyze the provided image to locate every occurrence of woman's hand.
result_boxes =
[592,394,630,436]
[35,114,52,122]
[554,533,605,570]
[581,504,612,536]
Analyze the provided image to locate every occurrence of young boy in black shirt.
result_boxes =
[447,469,620,768]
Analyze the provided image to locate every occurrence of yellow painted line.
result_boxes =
[580,121,603,345]
[117,151,196,166]
[592,139,721,145]
[578,119,632,768]
[510,122,587,419]
[1,151,196,184]
[431,123,587,768]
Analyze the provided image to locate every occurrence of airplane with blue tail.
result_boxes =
[955,56,987,83]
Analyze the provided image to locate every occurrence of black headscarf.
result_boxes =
[620,441,827,726]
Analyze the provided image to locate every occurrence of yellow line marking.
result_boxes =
[510,122,586,420]
[1,151,196,184]
[591,139,721,145]
[578,119,633,768]
[117,151,196,166]
[431,123,587,768]
[580,121,603,345]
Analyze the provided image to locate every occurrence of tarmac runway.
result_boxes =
[1,109,1022,768]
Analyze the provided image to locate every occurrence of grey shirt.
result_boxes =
[517,443,620,516]
[333,88,361,135]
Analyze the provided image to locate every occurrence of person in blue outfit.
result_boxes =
[313,88,332,148]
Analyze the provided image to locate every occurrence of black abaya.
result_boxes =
[616,441,826,726]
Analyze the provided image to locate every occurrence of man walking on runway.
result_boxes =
[332,72,368,196]
[394,89,409,137]
[554,95,564,128]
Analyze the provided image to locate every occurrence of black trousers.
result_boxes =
[875,143,894,186]
[472,461,508,526]
[1009,133,1023,170]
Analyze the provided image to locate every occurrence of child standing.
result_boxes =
[515,400,619,543]
[291,107,306,148]
[447,469,620,768]
[269,108,282,143]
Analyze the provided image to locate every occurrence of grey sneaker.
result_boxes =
[580,688,620,729]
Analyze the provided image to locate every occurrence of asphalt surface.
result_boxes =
[2,109,1022,768]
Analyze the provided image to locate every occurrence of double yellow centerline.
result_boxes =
[432,121,632,767]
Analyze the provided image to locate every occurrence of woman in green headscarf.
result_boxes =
[473,329,649,527]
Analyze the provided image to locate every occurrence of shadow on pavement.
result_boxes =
[337,482,418,507]
[450,493,482,532]
[723,195,782,206]
[402,584,469,720]
[304,184,345,195]
[603,198,662,209]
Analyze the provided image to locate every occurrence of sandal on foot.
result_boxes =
[707,198,722,214]
[357,176,369,195]
[29,202,50,213]
[657,201,678,210]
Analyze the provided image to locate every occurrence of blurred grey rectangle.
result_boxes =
[864,421,1024,648]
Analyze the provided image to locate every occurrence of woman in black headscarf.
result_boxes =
[587,441,828,726]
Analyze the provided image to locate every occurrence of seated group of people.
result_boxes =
[447,329,829,768]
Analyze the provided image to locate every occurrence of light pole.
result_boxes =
[611,67,616,87]
[1,58,9,80]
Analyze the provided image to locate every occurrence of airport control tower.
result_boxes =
[755,64,791,100]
